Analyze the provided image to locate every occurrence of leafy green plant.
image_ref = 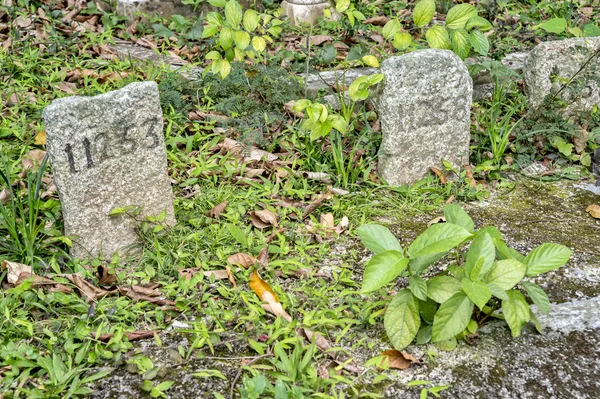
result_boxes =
[413,0,492,59]
[533,17,600,37]
[292,73,382,187]
[356,204,572,350]
[202,0,283,78]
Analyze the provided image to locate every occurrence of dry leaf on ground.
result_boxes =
[64,274,117,301]
[34,131,46,145]
[379,349,418,370]
[120,286,177,307]
[430,167,448,184]
[427,216,446,226]
[302,192,333,220]
[97,265,117,285]
[249,270,292,322]
[55,81,77,94]
[228,253,257,268]
[249,209,278,228]
[2,260,32,284]
[14,272,73,293]
[296,328,331,352]
[207,201,228,219]
[586,204,600,219]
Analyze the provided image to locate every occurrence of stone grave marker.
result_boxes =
[524,37,600,114]
[377,49,473,186]
[42,81,175,259]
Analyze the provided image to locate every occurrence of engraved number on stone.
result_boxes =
[65,144,78,173]
[83,137,94,168]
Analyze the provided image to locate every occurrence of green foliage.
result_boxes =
[357,205,572,350]
[202,0,282,78]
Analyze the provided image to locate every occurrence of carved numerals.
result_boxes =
[63,118,161,174]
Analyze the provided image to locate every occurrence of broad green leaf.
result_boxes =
[461,278,491,310]
[152,24,175,38]
[407,223,472,258]
[445,3,477,30]
[443,204,474,233]
[329,115,347,133]
[234,30,250,49]
[433,337,457,351]
[486,282,509,300]
[361,250,408,293]
[205,50,222,60]
[450,28,470,59]
[464,232,495,280]
[409,275,428,301]
[209,0,226,6]
[425,25,452,50]
[252,36,266,52]
[219,27,234,49]
[224,0,243,28]
[469,30,489,56]
[432,293,474,342]
[568,26,583,37]
[215,59,231,79]
[335,0,350,13]
[465,16,492,31]
[537,18,567,34]
[484,259,526,290]
[384,290,420,350]
[243,9,259,32]
[530,309,543,333]
[426,275,462,304]
[493,238,525,262]
[416,325,432,344]
[393,32,413,50]
[356,224,402,255]
[202,24,219,38]
[583,23,600,37]
[447,264,465,281]
[409,251,447,273]
[382,19,401,40]
[362,55,379,68]
[412,0,435,28]
[521,281,550,314]
[419,297,438,324]
[501,290,530,337]
[524,243,571,276]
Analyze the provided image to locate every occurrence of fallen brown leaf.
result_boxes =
[379,349,418,370]
[427,216,446,226]
[257,247,269,267]
[431,167,448,184]
[586,204,600,219]
[296,328,331,352]
[55,81,77,94]
[2,260,32,284]
[249,209,278,229]
[364,15,389,25]
[207,201,228,219]
[97,265,117,286]
[14,272,73,293]
[227,253,257,268]
[120,286,176,307]
[66,274,117,301]
[302,192,333,220]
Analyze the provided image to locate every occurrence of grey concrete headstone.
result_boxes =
[377,49,473,186]
[523,37,600,114]
[42,81,175,259]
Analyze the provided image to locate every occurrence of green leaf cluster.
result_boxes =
[357,204,571,350]
[202,0,281,78]
[413,1,492,59]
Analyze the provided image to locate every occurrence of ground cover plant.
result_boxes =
[1,0,599,398]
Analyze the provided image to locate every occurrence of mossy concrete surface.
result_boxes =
[90,179,600,398]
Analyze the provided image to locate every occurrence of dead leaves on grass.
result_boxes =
[249,270,292,322]
[378,349,418,370]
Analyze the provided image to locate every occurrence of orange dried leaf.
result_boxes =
[430,167,448,184]
[586,204,600,219]
[379,349,418,370]
[249,270,278,302]
[34,131,46,145]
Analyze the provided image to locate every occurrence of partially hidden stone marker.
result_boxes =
[43,81,175,259]
[377,49,473,186]
[524,37,600,115]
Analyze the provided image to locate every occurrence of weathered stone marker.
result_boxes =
[524,37,600,114]
[377,49,473,186]
[43,81,175,259]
